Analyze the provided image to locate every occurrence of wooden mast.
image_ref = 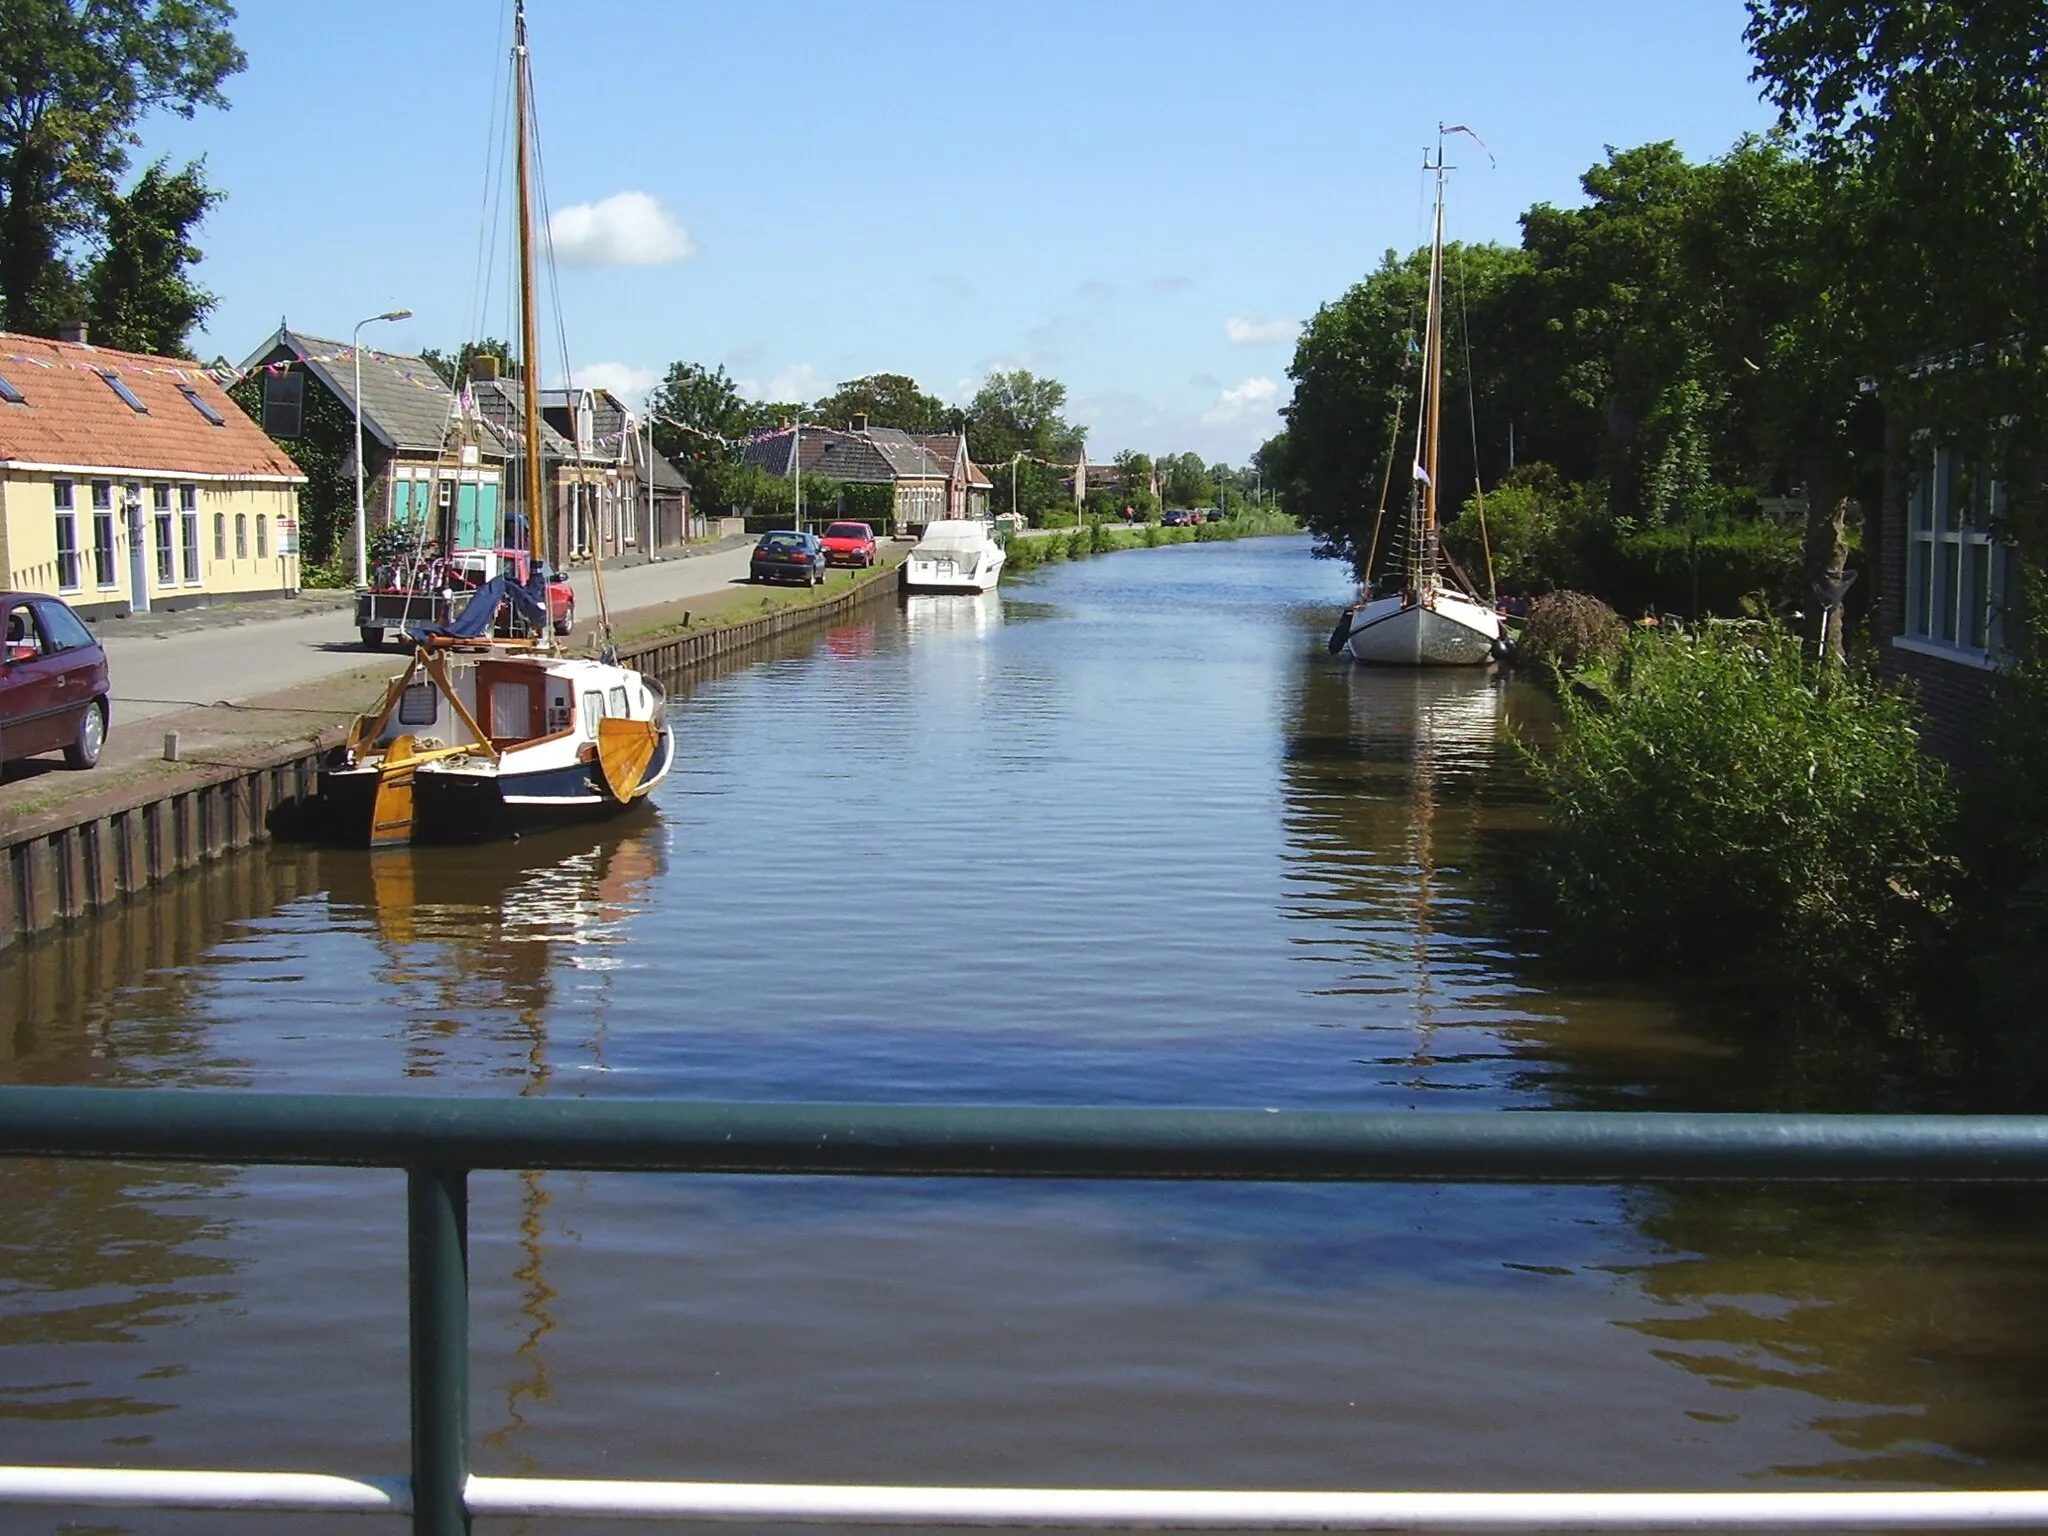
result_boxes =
[1420,135,1448,590]
[513,0,547,594]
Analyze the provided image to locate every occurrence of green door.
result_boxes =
[479,482,502,548]
[455,483,483,548]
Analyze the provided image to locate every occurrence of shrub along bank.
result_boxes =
[1520,625,1956,1002]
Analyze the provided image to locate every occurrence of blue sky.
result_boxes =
[153,0,1777,464]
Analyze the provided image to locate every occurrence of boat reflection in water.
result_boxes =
[901,588,1004,643]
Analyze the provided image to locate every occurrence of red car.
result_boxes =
[819,520,879,568]
[1,593,110,770]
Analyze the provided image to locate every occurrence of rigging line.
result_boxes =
[1360,392,1407,591]
[1455,240,1497,602]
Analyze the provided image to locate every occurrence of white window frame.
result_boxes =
[53,480,80,592]
[91,479,118,589]
[1899,443,2011,668]
[179,484,202,584]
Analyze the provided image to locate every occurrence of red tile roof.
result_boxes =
[0,331,303,480]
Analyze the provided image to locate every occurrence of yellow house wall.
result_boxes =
[2,468,302,609]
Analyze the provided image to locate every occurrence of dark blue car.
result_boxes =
[750,530,827,586]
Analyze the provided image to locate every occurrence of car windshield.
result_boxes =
[825,524,868,538]
[758,534,806,551]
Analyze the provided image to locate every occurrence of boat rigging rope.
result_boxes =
[1455,240,1498,604]
[1359,393,1406,592]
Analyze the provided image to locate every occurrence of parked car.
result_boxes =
[819,520,879,568]
[1,593,110,770]
[1161,509,1192,527]
[750,530,828,586]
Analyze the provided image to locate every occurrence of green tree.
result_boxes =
[809,372,952,433]
[1112,449,1157,519]
[83,158,218,355]
[965,368,1083,465]
[0,0,245,335]
[419,338,511,390]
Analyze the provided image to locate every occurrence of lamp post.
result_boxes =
[351,308,413,586]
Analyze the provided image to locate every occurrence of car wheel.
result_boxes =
[555,601,574,637]
[65,697,107,771]
[360,626,385,649]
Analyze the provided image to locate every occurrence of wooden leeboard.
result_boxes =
[370,735,418,847]
[595,718,658,802]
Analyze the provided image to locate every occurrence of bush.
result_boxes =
[1514,591,1628,676]
[1523,626,1956,993]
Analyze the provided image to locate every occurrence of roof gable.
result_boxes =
[242,326,489,457]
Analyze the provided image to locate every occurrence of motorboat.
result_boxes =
[902,519,1006,593]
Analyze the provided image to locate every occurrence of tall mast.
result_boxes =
[513,1,546,581]
[1420,132,1448,585]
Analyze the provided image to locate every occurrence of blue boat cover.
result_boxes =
[406,569,550,643]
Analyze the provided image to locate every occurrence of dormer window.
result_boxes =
[178,383,226,425]
[0,371,23,405]
[99,370,148,413]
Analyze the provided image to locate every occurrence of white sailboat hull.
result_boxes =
[1346,590,1502,667]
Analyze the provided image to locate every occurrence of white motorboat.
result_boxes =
[902,519,1006,593]
[319,1,672,845]
[1333,127,1504,668]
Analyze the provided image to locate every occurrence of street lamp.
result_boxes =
[352,308,413,586]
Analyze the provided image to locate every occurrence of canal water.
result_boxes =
[5,535,2047,1533]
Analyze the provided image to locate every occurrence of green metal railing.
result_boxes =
[6,1086,2048,1534]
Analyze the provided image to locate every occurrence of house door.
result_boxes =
[124,497,150,614]
[455,483,483,548]
[479,483,502,547]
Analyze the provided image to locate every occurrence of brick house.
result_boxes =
[740,414,989,532]
[1874,404,2024,768]
[237,327,508,565]
[1,326,305,618]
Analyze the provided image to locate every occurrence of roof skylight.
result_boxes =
[178,383,226,426]
[0,371,22,405]
[98,370,148,413]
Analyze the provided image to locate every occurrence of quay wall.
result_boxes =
[0,565,902,951]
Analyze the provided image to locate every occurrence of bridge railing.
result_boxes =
[5,1086,2048,1534]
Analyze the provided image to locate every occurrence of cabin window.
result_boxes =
[490,680,533,739]
[53,481,79,592]
[581,690,605,738]
[607,686,628,718]
[398,682,439,727]
[1903,446,2009,659]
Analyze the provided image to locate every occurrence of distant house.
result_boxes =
[740,413,990,530]
[621,415,697,549]
[237,326,507,566]
[0,325,306,619]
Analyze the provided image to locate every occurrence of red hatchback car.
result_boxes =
[1,593,110,771]
[819,520,879,568]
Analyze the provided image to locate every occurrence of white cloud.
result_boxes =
[548,191,696,267]
[737,362,824,404]
[1201,376,1281,427]
[1225,312,1302,344]
[573,362,659,407]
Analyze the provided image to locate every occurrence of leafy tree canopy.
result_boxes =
[965,368,1084,465]
[810,372,953,433]
[83,157,219,356]
[0,0,244,338]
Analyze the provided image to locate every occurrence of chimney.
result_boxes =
[850,412,868,432]
[56,320,88,345]
[471,354,500,382]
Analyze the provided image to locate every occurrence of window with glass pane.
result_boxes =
[154,509,174,584]
[256,515,268,558]
[214,513,227,561]
[235,514,247,559]
[54,481,80,591]
[91,481,116,587]
[181,507,201,582]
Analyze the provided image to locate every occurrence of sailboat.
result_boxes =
[320,2,673,847]
[1333,129,1504,668]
